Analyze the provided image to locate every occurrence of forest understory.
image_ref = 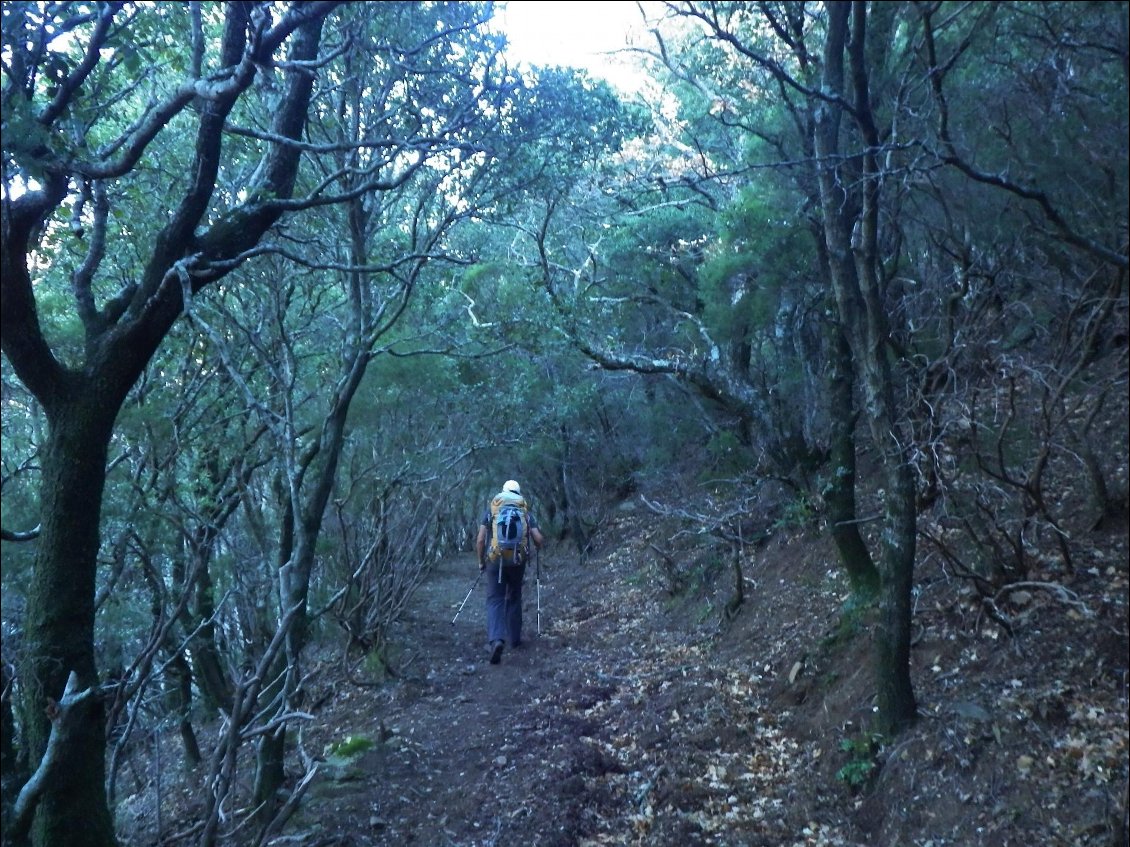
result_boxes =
[116,503,1129,847]
[3,4,1128,847]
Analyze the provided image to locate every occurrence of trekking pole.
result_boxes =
[536,546,542,635]
[451,570,482,625]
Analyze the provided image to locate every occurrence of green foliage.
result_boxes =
[321,732,379,783]
[509,65,647,173]
[772,495,815,534]
[836,730,883,791]
[325,734,376,759]
[698,187,814,345]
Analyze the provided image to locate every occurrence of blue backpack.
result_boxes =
[489,492,528,563]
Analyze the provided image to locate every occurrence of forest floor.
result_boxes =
[123,504,1129,847]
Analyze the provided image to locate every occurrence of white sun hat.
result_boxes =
[503,480,521,494]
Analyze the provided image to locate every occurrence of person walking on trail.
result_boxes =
[475,479,545,665]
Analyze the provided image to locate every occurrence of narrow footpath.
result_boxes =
[287,512,858,847]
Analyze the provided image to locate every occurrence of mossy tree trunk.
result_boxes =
[814,0,918,735]
[22,395,118,847]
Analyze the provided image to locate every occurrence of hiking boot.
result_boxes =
[489,640,504,664]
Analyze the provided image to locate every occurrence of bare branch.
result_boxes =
[0,525,41,542]
[9,673,98,843]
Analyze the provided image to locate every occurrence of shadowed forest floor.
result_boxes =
[121,506,1129,846]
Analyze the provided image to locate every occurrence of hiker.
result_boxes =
[475,479,545,664]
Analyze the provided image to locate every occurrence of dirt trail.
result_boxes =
[123,508,1127,846]
[275,506,1130,847]
[295,538,632,845]
[289,514,860,847]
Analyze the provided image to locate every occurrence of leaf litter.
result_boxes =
[118,510,1127,846]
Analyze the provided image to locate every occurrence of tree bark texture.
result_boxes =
[825,326,881,601]
[23,406,118,847]
[814,1,917,735]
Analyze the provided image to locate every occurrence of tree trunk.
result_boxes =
[1,658,27,834]
[184,545,234,716]
[825,325,881,601]
[254,727,288,828]
[251,181,375,824]
[22,403,118,847]
[815,0,917,736]
[0,9,335,844]
[167,652,202,771]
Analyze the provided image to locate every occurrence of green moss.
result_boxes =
[326,734,375,758]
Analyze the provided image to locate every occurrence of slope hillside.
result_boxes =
[118,504,1129,846]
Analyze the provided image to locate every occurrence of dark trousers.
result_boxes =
[485,561,526,645]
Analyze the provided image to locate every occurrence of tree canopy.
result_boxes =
[2,2,1126,845]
